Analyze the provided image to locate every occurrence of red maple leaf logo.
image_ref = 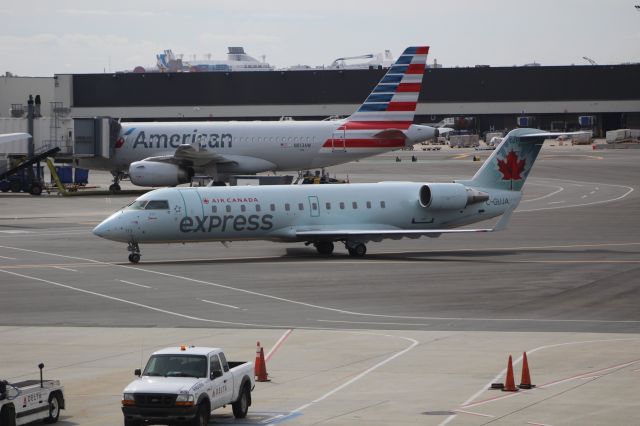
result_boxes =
[497,150,526,180]
[497,150,526,190]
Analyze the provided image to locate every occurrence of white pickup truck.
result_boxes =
[0,364,65,426]
[122,345,255,426]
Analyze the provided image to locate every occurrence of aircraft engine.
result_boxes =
[129,161,193,187]
[419,183,489,210]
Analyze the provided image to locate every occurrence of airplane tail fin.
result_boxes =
[461,128,548,192]
[345,46,429,129]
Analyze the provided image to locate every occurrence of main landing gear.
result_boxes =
[310,241,367,257]
[345,241,367,257]
[127,241,141,263]
[314,241,334,255]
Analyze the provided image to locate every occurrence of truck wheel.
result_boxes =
[0,404,17,426]
[190,402,210,426]
[44,393,61,423]
[30,183,43,196]
[232,385,250,419]
[9,180,21,193]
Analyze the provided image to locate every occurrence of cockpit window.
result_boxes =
[145,200,170,210]
[126,200,149,210]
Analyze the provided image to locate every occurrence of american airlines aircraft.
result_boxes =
[79,46,439,190]
[93,128,563,263]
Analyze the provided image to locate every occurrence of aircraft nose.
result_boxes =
[92,220,110,238]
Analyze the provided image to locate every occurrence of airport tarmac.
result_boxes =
[0,145,639,425]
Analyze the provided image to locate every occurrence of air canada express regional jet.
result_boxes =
[82,46,441,190]
[94,128,570,263]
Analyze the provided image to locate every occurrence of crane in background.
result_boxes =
[582,56,598,65]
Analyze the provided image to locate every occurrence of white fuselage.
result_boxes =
[93,183,518,244]
[79,120,424,176]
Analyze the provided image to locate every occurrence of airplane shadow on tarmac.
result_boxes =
[123,247,629,267]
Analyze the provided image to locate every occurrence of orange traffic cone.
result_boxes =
[502,355,518,392]
[518,352,535,389]
[254,341,269,382]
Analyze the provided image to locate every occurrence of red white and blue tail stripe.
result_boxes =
[345,46,428,130]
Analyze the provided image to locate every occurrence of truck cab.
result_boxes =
[122,345,254,426]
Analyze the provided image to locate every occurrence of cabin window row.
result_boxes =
[234,136,316,144]
[211,201,386,213]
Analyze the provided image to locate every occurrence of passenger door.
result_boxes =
[209,354,233,408]
[308,195,320,218]
[331,128,346,152]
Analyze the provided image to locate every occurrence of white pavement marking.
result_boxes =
[0,269,265,328]
[438,337,640,426]
[527,422,555,426]
[53,266,78,272]
[265,329,293,362]
[455,409,494,418]
[548,201,566,205]
[317,319,432,327]
[1,243,640,325]
[517,179,633,212]
[0,267,421,421]
[117,279,152,289]
[521,183,564,203]
[200,299,240,310]
[288,333,419,415]
[0,231,89,238]
[0,255,16,260]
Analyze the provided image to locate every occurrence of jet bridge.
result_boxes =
[72,117,121,159]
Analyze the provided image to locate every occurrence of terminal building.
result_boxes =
[1,64,639,156]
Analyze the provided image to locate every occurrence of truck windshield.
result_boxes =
[143,355,207,378]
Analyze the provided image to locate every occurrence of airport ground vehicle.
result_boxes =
[122,346,255,425]
[0,365,65,426]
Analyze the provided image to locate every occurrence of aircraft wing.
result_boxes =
[143,144,235,167]
[0,133,31,144]
[295,227,492,240]
[296,205,516,240]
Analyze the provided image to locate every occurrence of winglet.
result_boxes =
[492,204,517,232]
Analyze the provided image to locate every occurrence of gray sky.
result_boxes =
[3,0,639,76]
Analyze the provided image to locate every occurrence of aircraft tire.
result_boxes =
[128,253,140,264]
[315,241,334,255]
[348,243,367,257]
[109,184,121,192]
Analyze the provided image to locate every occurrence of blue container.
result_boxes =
[55,166,73,184]
[74,168,89,185]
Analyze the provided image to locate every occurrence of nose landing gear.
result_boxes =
[127,241,141,263]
